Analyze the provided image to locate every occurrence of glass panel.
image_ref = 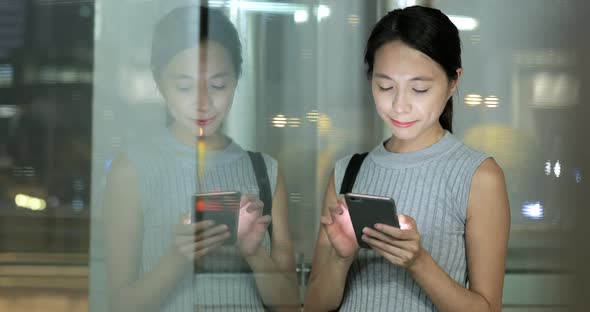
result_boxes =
[1,0,588,310]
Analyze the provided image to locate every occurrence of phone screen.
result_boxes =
[193,191,241,244]
[345,193,399,248]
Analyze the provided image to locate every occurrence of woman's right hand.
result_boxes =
[320,195,360,262]
[172,214,230,264]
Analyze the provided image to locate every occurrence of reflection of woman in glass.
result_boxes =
[103,6,298,312]
[306,6,510,312]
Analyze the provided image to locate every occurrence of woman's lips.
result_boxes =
[194,117,215,126]
[390,118,416,128]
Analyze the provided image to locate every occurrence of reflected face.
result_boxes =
[372,40,459,142]
[158,41,238,137]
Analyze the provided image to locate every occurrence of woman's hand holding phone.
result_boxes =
[320,195,360,262]
[361,214,425,270]
[236,194,271,257]
[171,213,231,265]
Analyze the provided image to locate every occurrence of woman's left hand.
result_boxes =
[236,194,271,257]
[361,214,424,270]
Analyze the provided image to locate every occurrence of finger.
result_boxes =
[362,227,399,245]
[174,221,215,236]
[176,225,228,248]
[195,224,229,241]
[398,214,417,231]
[255,215,272,224]
[373,223,419,241]
[362,235,413,260]
[370,244,406,267]
[363,231,416,251]
[196,231,231,250]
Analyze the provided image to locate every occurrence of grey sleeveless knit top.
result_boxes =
[334,131,490,312]
[125,130,277,312]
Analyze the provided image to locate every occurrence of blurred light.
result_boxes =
[14,194,47,211]
[272,114,287,128]
[448,15,478,31]
[0,105,18,118]
[72,198,84,211]
[574,168,583,183]
[484,95,499,108]
[522,202,543,219]
[95,2,102,40]
[294,10,308,23]
[545,161,552,176]
[111,136,122,148]
[38,66,92,84]
[209,1,307,14]
[73,179,84,192]
[469,34,481,45]
[316,5,330,22]
[103,109,114,120]
[60,67,78,83]
[39,0,93,5]
[288,117,301,128]
[515,50,575,67]
[554,160,561,178]
[0,64,13,87]
[306,110,319,122]
[12,166,36,177]
[289,193,302,202]
[348,15,360,26]
[128,71,160,103]
[464,94,482,106]
[532,72,579,108]
[300,49,313,60]
[318,113,333,134]
[40,66,57,84]
[105,158,114,172]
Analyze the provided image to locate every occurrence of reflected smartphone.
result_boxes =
[345,193,400,249]
[193,191,241,245]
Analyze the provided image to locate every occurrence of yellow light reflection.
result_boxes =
[14,194,47,211]
[348,15,360,26]
[288,117,301,128]
[484,95,499,108]
[306,110,319,122]
[272,114,287,128]
[464,94,482,106]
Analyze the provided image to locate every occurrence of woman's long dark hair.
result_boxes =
[364,6,461,133]
[151,5,243,81]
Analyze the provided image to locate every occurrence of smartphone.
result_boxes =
[345,193,399,249]
[193,191,241,245]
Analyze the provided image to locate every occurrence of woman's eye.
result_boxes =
[210,84,226,90]
[176,85,193,91]
[378,85,393,91]
[413,88,429,93]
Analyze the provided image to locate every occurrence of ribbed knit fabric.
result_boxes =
[124,130,277,312]
[334,131,490,312]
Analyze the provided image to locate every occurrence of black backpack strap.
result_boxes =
[339,153,369,194]
[247,151,273,238]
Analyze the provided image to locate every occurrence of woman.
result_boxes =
[305,6,510,312]
[103,6,299,312]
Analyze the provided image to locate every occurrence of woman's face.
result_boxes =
[371,40,460,143]
[158,41,238,138]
